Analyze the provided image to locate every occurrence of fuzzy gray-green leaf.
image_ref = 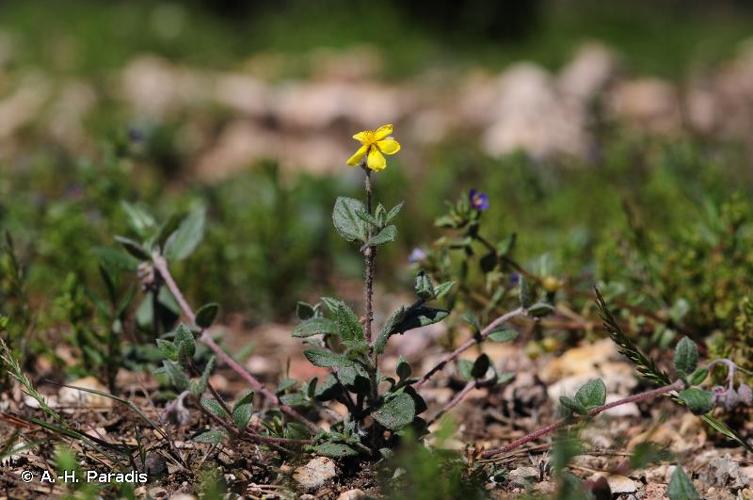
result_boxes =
[332,197,367,242]
[372,392,416,431]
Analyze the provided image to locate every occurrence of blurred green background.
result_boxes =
[2,0,753,338]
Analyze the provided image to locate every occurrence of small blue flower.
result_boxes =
[469,189,490,211]
[408,247,427,264]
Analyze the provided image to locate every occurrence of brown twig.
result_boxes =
[151,254,321,434]
[481,380,684,458]
[415,307,525,389]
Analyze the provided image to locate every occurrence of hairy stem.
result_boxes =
[364,167,375,346]
[152,254,321,434]
[362,166,380,404]
[481,380,684,458]
[415,307,525,389]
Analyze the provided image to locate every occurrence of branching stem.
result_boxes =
[415,307,525,389]
[152,254,321,434]
[481,380,684,458]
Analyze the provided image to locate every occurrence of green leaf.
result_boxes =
[314,375,341,401]
[458,359,474,381]
[114,236,150,261]
[193,429,227,445]
[414,272,434,299]
[201,398,229,419]
[496,372,516,386]
[191,356,215,397]
[678,388,714,415]
[488,328,518,343]
[156,212,183,251]
[335,303,364,342]
[303,349,355,369]
[354,208,380,227]
[314,443,359,458]
[668,466,700,500]
[279,392,308,407]
[365,225,397,247]
[121,201,156,236]
[164,206,206,261]
[195,303,220,329]
[296,302,315,320]
[396,357,412,380]
[234,390,254,410]
[700,415,753,452]
[527,302,555,317]
[519,276,533,308]
[372,392,416,431]
[433,281,455,300]
[293,317,338,338]
[471,354,491,379]
[92,246,140,272]
[232,399,253,430]
[375,306,449,353]
[162,360,189,391]
[337,363,370,389]
[385,202,403,223]
[174,324,196,365]
[559,395,587,416]
[673,337,699,375]
[332,197,367,243]
[688,368,709,386]
[575,379,606,409]
[156,339,178,361]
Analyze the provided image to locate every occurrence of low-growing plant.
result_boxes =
[3,124,752,498]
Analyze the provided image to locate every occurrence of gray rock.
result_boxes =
[293,457,338,491]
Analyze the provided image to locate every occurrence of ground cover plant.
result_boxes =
[2,121,752,499]
[2,1,753,497]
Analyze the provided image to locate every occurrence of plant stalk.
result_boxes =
[481,380,684,458]
[415,307,525,389]
[152,254,321,434]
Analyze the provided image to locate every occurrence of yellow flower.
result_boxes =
[346,124,401,171]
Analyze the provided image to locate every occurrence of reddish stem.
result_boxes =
[415,307,524,389]
[481,380,684,458]
[152,254,321,434]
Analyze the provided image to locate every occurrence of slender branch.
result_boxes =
[426,380,477,427]
[481,380,684,458]
[152,254,321,434]
[415,307,525,389]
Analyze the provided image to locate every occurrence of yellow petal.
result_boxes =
[376,138,400,155]
[352,131,370,143]
[367,147,386,171]
[374,124,394,141]
[346,144,369,166]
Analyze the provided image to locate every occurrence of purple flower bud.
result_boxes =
[408,247,427,264]
[469,189,490,212]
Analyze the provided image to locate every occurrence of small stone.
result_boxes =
[57,376,113,410]
[147,487,168,499]
[293,457,337,491]
[508,466,539,487]
[337,488,367,500]
[605,474,637,494]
